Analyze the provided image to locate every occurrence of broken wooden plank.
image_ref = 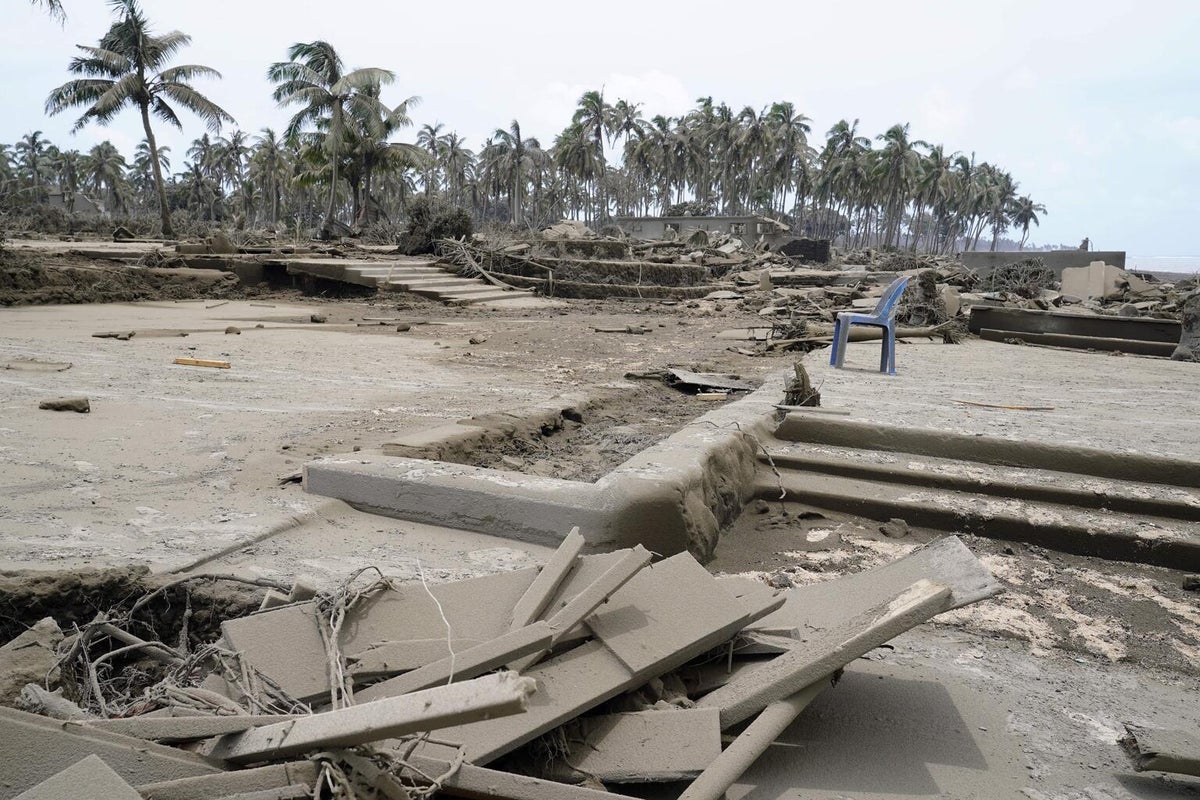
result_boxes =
[1122,724,1200,777]
[209,787,311,800]
[421,553,771,765]
[749,535,1001,638]
[92,331,135,339]
[567,709,722,783]
[678,682,826,800]
[348,638,484,680]
[335,751,412,800]
[208,672,535,764]
[509,528,585,630]
[173,357,231,369]
[223,567,538,703]
[699,580,952,728]
[404,755,644,800]
[135,763,319,800]
[0,707,219,798]
[13,755,141,800]
[507,546,651,672]
[586,551,754,677]
[86,714,297,742]
[356,622,554,702]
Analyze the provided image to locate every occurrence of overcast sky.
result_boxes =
[5,0,1198,255]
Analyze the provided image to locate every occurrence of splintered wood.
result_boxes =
[7,534,1000,799]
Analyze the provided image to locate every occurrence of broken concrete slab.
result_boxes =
[208,672,535,764]
[1122,724,1200,777]
[0,617,63,704]
[699,580,953,728]
[566,709,722,783]
[1172,292,1200,362]
[135,763,319,800]
[0,707,220,799]
[12,754,141,800]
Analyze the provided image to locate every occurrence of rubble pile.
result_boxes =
[1,534,1000,799]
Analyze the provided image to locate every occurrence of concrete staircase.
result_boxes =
[340,259,540,306]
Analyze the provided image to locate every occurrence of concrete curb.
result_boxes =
[304,372,787,559]
[775,412,1200,488]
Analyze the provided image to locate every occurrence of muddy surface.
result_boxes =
[711,499,1200,679]
[470,381,743,482]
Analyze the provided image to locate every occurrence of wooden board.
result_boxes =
[347,638,483,679]
[699,580,952,728]
[86,715,297,742]
[749,535,1000,638]
[1123,725,1200,777]
[566,709,722,783]
[355,622,553,702]
[586,552,750,677]
[13,755,141,800]
[509,528,584,629]
[208,673,534,764]
[172,357,231,369]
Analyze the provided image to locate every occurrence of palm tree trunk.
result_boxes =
[140,103,173,237]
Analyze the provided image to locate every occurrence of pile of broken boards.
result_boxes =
[3,535,1000,800]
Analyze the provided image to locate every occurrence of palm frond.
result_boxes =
[155,82,235,132]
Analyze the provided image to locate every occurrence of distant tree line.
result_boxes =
[8,0,1045,251]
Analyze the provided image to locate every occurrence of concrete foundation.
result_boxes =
[962,250,1126,276]
[304,372,787,560]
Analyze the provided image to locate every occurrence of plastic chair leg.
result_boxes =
[834,319,852,368]
[830,319,841,366]
[884,326,898,374]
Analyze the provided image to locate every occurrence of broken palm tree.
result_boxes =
[0,534,998,799]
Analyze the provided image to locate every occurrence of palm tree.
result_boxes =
[51,148,82,211]
[346,82,420,224]
[268,40,396,233]
[130,139,169,210]
[30,0,65,21]
[249,128,288,225]
[571,90,612,221]
[45,0,232,236]
[83,140,128,211]
[1010,195,1046,250]
[15,131,50,202]
[416,122,444,196]
[492,120,541,226]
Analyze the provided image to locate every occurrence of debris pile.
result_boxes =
[1,533,999,799]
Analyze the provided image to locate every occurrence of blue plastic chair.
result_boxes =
[829,275,911,375]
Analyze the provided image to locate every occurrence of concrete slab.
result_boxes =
[305,368,786,559]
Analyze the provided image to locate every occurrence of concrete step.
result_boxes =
[755,455,1200,570]
[384,277,480,291]
[412,283,517,297]
[445,290,534,305]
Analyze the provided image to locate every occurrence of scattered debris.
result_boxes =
[1182,575,1200,592]
[952,399,1055,412]
[310,313,327,324]
[0,535,997,798]
[37,397,89,413]
[1121,724,1200,777]
[92,331,135,340]
[878,518,911,539]
[1171,292,1200,362]
[172,358,231,369]
[224,326,241,335]
[1,359,72,372]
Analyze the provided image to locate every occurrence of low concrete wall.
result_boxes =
[304,372,788,560]
[962,250,1126,276]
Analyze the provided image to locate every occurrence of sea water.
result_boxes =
[1127,256,1200,279]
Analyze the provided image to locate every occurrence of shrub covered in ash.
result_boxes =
[987,257,1057,298]
[396,196,473,255]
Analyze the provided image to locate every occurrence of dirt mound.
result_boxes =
[0,252,247,306]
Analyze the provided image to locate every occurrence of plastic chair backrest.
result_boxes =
[870,275,911,319]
